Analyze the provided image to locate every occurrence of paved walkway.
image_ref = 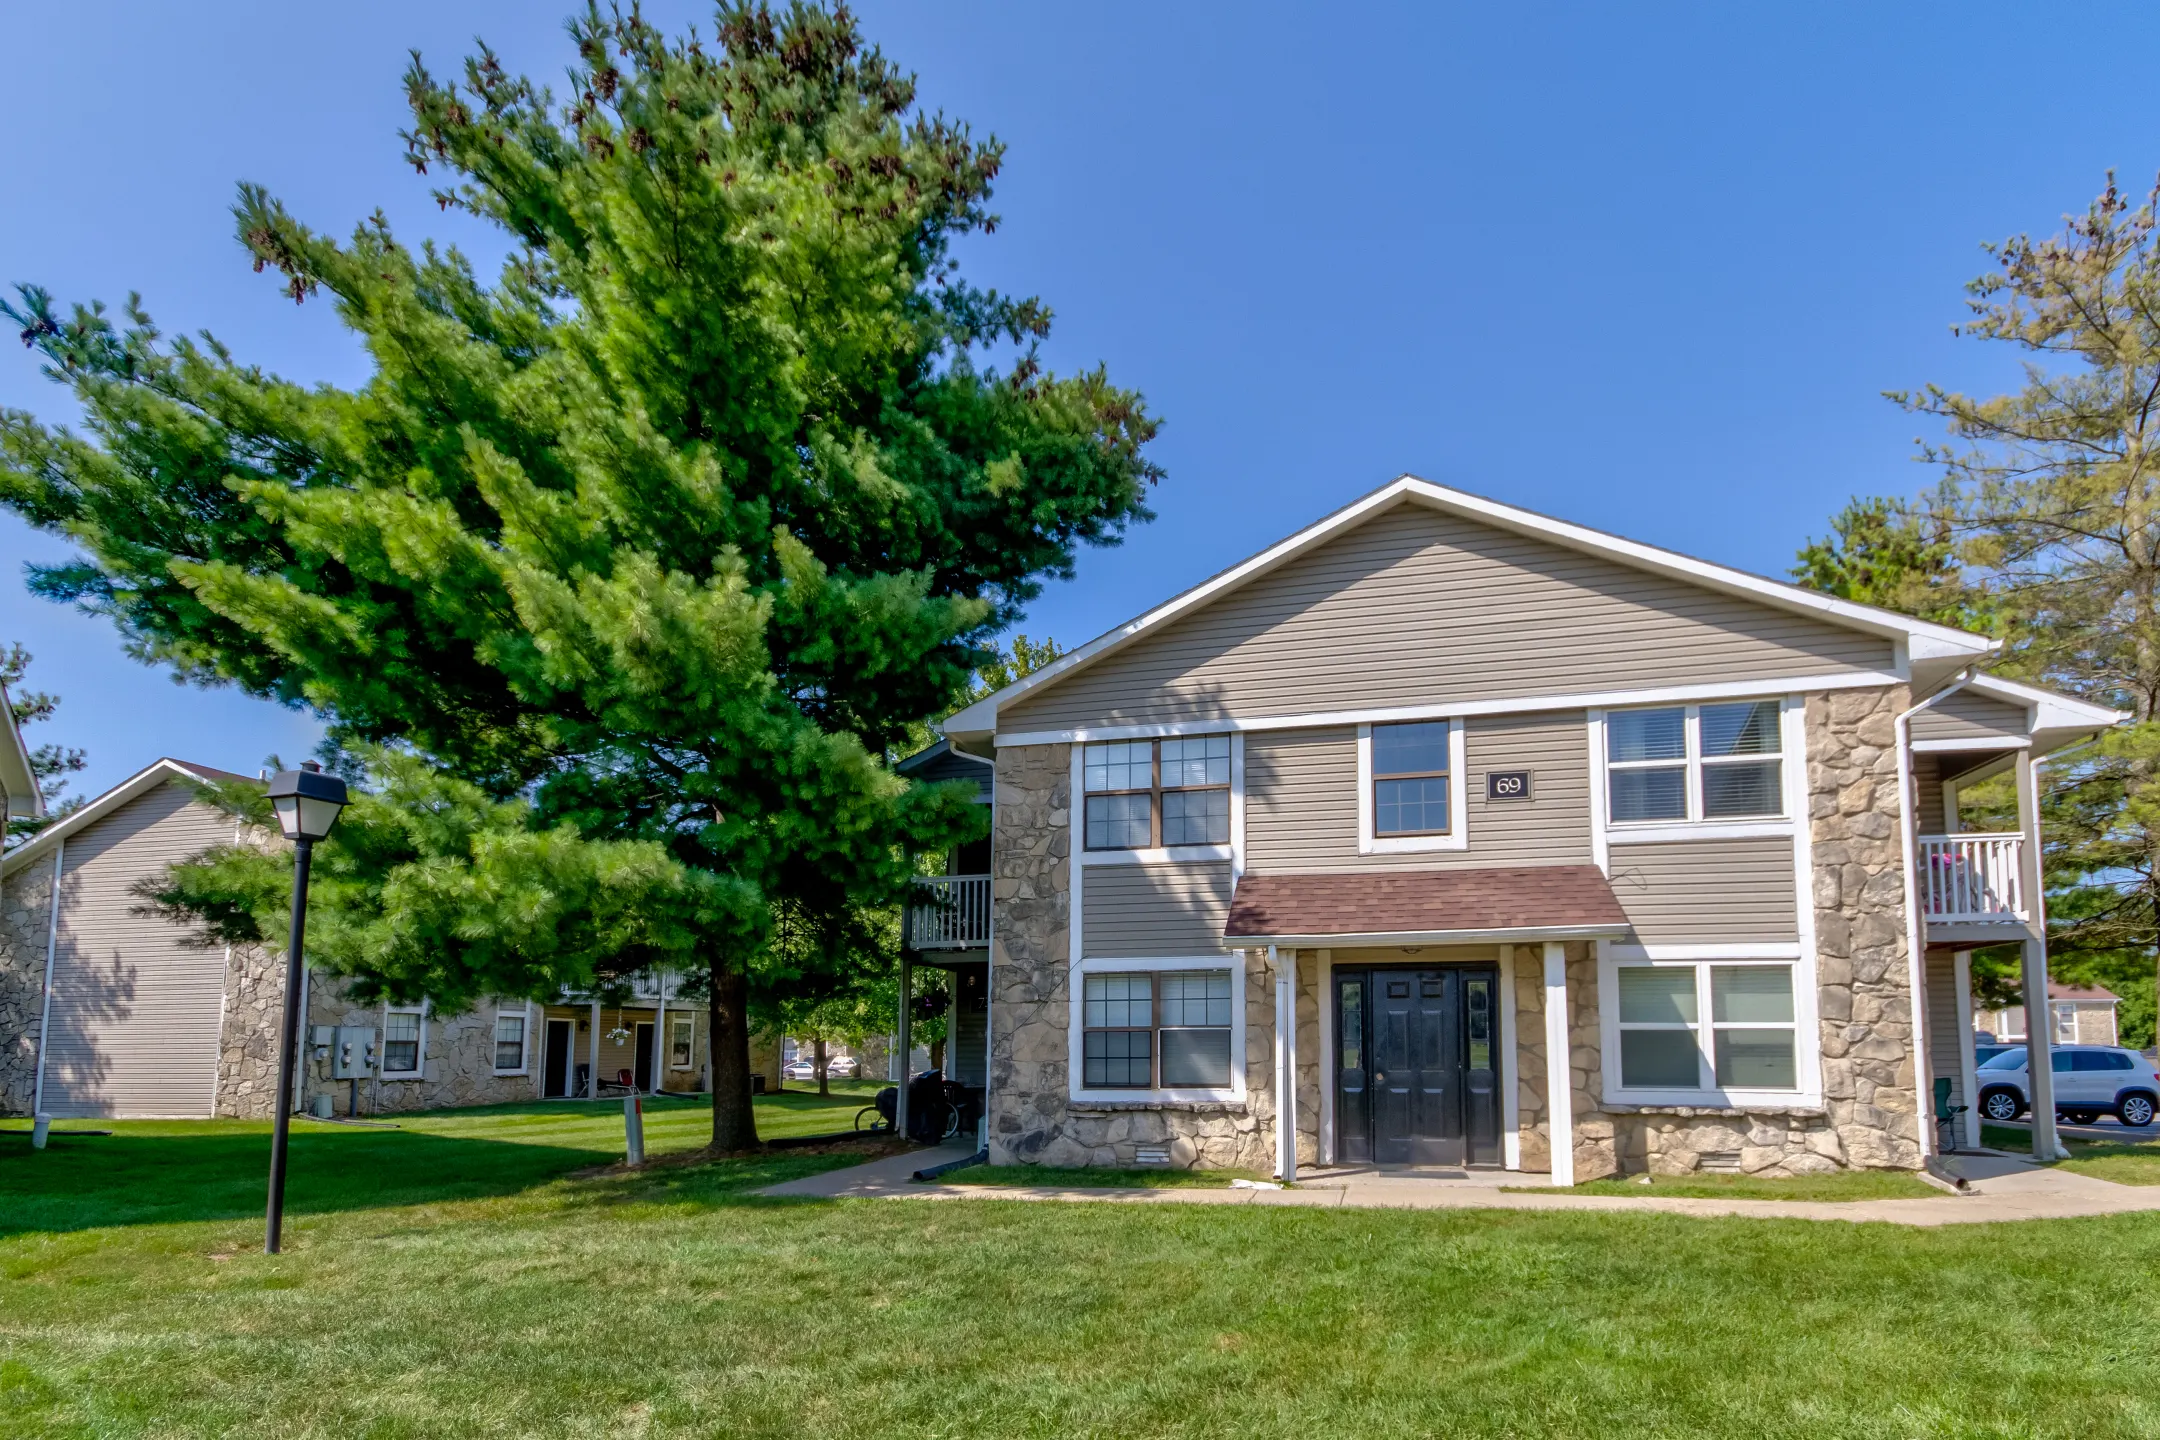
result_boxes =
[759,1146,2160,1226]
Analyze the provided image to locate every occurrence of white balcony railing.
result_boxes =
[1916,833,2026,923]
[908,874,991,949]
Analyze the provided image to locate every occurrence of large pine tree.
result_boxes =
[0,2,1158,1147]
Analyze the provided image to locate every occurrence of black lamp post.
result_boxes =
[263,761,349,1255]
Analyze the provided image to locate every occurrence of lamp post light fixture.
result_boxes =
[263,761,349,1255]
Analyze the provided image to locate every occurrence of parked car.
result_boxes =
[1974,1045,2160,1127]
[826,1055,860,1078]
[782,1058,819,1082]
[1974,1042,2018,1067]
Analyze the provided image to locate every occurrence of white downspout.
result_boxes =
[1894,668,1976,1162]
[30,841,63,1121]
[1272,945,1296,1184]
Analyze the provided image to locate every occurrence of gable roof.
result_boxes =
[0,757,257,877]
[1961,672,2127,751]
[0,682,40,819]
[944,475,1999,744]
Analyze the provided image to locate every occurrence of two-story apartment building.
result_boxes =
[920,477,2123,1182]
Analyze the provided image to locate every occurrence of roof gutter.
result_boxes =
[1893,667,1978,1163]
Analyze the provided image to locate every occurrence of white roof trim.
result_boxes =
[0,683,40,819]
[946,475,1997,739]
[1963,672,2127,736]
[0,758,244,877]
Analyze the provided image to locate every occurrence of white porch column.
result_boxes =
[2014,748,2067,1160]
[1953,949,1980,1150]
[587,999,602,1099]
[1273,945,1296,1184]
[1498,945,1521,1170]
[1542,941,1574,1187]
[894,956,913,1138]
[652,977,667,1095]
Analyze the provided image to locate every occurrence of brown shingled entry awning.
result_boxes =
[1224,865,1630,945]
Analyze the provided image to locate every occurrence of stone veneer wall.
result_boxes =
[215,945,286,1118]
[0,856,55,1116]
[304,978,541,1116]
[1569,685,1921,1178]
[989,742,1280,1170]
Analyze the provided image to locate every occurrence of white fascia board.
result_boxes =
[947,475,1996,743]
[0,683,39,819]
[0,758,233,879]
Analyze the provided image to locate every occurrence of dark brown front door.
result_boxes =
[1334,966,1501,1167]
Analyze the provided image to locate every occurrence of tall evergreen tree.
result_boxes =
[1792,496,1984,630]
[1884,172,2160,1034]
[0,2,1158,1148]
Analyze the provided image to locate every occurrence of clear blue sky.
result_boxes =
[4,2,2153,800]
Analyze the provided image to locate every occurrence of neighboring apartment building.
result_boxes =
[0,758,776,1120]
[921,477,2123,1181]
[0,680,38,831]
[1978,982,2123,1049]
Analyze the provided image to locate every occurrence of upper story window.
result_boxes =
[1371,721,1452,836]
[1083,736,1230,849]
[1606,700,1782,825]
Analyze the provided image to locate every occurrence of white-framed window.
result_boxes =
[1608,958,1801,1099]
[493,1008,528,1074]
[670,1015,695,1069]
[1067,955,1246,1101]
[1603,699,1785,831]
[1357,719,1467,853]
[382,1004,426,1078]
[1082,736,1231,850]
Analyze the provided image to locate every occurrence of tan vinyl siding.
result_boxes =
[1244,714,1592,872]
[1924,950,1965,1113]
[1082,862,1235,958]
[1913,753,1946,834]
[1002,501,1894,731]
[1910,689,2029,744]
[41,779,234,1118]
[1607,836,1799,943]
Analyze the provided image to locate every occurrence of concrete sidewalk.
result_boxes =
[759,1146,2160,1226]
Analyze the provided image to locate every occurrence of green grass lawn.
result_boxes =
[1980,1123,2160,1186]
[6,1104,2160,1437]
[1543,1169,1942,1202]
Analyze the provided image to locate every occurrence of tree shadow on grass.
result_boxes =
[0,1126,608,1238]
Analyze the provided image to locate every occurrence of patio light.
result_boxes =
[263,762,349,1255]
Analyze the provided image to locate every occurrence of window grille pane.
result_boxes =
[1083,741,1152,793]
[1700,700,1780,757]
[1084,973,1152,1029]
[1160,734,1230,788]
[1374,776,1450,835]
[1373,721,1449,777]
[1083,1028,1152,1087]
[1160,1028,1232,1087]
[1617,966,1698,1024]
[1084,792,1152,849]
[384,1011,421,1073]
[1702,760,1781,818]
[1609,766,1686,822]
[493,1014,525,1070]
[1608,707,1685,763]
[1714,1029,1796,1088]
[1711,966,1793,1023]
[1160,970,1233,1027]
[1620,1029,1701,1088]
[1161,787,1229,845]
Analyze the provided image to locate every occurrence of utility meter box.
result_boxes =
[309,1025,335,1059]
[332,1026,377,1080]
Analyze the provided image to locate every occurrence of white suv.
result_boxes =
[1974,1045,2160,1127]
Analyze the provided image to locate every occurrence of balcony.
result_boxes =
[907,874,991,950]
[1916,833,2026,924]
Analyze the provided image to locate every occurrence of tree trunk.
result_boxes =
[707,957,758,1152]
[815,1035,829,1096]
